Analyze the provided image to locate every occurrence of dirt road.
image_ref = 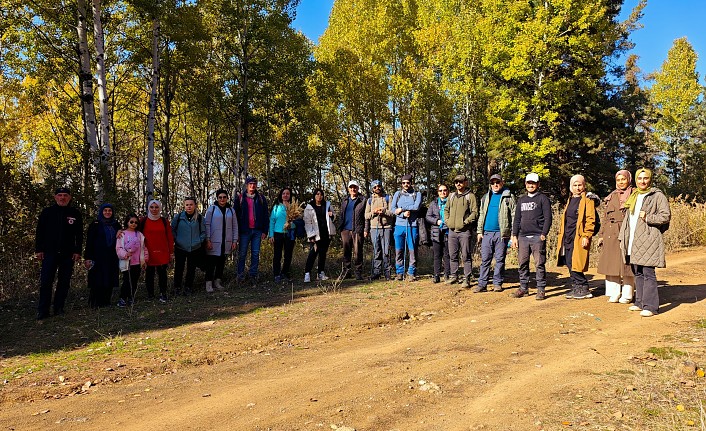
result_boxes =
[2,249,705,430]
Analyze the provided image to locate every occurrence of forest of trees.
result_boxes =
[0,0,704,295]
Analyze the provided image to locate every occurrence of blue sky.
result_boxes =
[293,0,705,83]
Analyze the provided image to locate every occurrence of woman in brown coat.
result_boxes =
[557,175,596,300]
[619,168,670,317]
[597,170,635,303]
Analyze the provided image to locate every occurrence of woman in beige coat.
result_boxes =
[597,170,635,303]
[557,175,596,300]
[619,168,670,317]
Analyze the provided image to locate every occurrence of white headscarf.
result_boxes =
[147,199,162,221]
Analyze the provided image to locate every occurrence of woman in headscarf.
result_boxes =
[204,189,239,292]
[619,168,671,317]
[84,203,121,307]
[557,175,596,300]
[597,170,635,303]
[140,200,174,303]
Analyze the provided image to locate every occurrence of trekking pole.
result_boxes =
[403,221,409,280]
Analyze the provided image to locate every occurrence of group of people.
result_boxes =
[34,168,670,320]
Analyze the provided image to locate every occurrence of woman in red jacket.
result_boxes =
[140,200,174,303]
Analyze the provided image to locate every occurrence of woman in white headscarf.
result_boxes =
[139,200,174,303]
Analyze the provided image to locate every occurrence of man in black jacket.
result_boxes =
[35,187,84,319]
[338,180,366,280]
[510,173,553,300]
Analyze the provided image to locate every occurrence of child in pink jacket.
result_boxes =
[116,214,149,307]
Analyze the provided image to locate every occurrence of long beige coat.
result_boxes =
[619,188,670,268]
[597,190,635,283]
[556,193,595,272]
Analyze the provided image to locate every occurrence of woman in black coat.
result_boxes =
[84,203,121,307]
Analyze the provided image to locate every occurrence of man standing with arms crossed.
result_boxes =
[510,173,553,300]
[444,174,478,289]
[475,174,516,293]
[35,187,83,320]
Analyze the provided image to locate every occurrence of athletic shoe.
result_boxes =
[472,285,486,293]
[493,285,503,292]
[628,305,641,311]
[510,288,526,298]
[304,273,311,283]
[433,275,440,284]
[618,297,632,304]
[446,275,458,285]
[117,299,127,308]
[159,294,167,304]
[318,272,329,281]
[640,310,655,317]
[535,290,546,301]
[396,274,404,281]
[608,296,619,303]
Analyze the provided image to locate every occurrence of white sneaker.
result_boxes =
[640,310,655,317]
[304,273,311,283]
[618,297,632,304]
[607,296,619,303]
[205,281,214,293]
[317,272,329,281]
[214,279,225,290]
[628,305,641,311]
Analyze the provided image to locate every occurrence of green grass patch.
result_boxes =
[696,319,706,329]
[647,346,686,359]
[642,408,661,417]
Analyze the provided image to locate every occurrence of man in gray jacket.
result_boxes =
[444,174,478,288]
[475,174,516,293]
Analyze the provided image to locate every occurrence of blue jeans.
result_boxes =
[370,227,392,277]
[394,224,418,275]
[238,230,263,278]
[478,231,509,288]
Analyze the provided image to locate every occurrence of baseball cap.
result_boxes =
[348,180,360,188]
[453,174,467,182]
[525,173,540,183]
[490,174,503,182]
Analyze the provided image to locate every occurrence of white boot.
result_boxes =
[304,273,311,283]
[605,280,620,302]
[205,281,214,293]
[619,284,633,303]
[214,279,225,290]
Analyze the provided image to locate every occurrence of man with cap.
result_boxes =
[510,173,553,299]
[390,174,422,280]
[233,176,269,283]
[475,174,516,293]
[444,174,479,288]
[364,179,394,280]
[338,180,366,279]
[34,187,84,319]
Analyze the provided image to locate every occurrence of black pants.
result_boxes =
[305,237,331,274]
[432,231,451,277]
[272,232,295,278]
[38,252,74,316]
[174,248,199,291]
[205,255,226,281]
[145,264,168,297]
[120,265,141,301]
[341,230,364,276]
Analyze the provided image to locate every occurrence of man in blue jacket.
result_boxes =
[234,177,269,283]
[390,174,422,280]
[35,187,83,320]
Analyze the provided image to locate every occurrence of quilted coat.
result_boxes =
[618,188,670,268]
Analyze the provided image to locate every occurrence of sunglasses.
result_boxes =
[401,181,411,184]
[454,180,464,184]
[217,195,228,199]
[490,180,501,185]
[128,220,138,224]
[438,189,448,192]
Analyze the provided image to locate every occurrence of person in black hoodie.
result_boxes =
[35,187,84,319]
[510,173,553,299]
[84,203,121,307]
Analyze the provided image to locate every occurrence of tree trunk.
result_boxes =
[92,0,111,194]
[76,0,102,203]
[146,17,161,210]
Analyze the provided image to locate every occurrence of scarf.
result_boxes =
[614,169,633,207]
[97,203,117,247]
[624,168,652,214]
[147,199,162,221]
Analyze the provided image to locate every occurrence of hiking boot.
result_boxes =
[433,275,440,284]
[493,285,504,292]
[510,288,527,298]
[396,273,404,281]
[535,290,546,301]
[472,285,487,293]
[460,278,470,289]
[565,287,577,299]
[304,272,311,283]
[446,275,458,285]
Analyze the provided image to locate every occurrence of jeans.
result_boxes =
[370,227,392,277]
[394,224,418,275]
[38,252,75,316]
[174,247,198,290]
[517,236,546,291]
[448,230,472,278]
[238,230,263,278]
[272,232,295,278]
[633,264,659,313]
[478,231,509,288]
[432,230,451,277]
[305,237,331,274]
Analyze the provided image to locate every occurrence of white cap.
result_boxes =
[347,180,360,188]
[525,173,540,183]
